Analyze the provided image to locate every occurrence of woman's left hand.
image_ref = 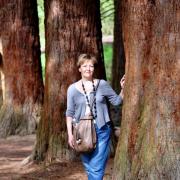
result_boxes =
[120,75,125,89]
[120,75,125,99]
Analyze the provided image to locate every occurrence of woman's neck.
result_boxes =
[81,77,93,82]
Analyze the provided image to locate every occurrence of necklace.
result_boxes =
[81,80,97,119]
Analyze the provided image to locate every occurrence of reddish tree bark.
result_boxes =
[0,0,44,137]
[33,0,106,162]
[113,1,180,179]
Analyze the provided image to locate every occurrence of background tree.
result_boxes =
[0,0,44,137]
[112,0,125,93]
[113,0,180,179]
[33,0,106,162]
[110,0,125,129]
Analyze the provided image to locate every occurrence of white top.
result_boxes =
[84,93,91,115]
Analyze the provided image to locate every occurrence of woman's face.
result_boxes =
[79,60,94,80]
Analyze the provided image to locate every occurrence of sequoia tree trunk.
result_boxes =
[113,1,180,179]
[0,0,44,137]
[33,0,106,162]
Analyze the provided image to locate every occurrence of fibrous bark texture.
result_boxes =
[33,0,105,162]
[0,0,44,137]
[113,1,180,179]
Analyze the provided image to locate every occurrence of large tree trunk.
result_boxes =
[113,1,180,179]
[0,0,44,137]
[33,0,106,162]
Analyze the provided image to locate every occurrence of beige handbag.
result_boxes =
[73,114,96,153]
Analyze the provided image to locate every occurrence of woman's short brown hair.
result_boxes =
[77,54,97,67]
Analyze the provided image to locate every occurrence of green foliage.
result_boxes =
[37,0,45,48]
[103,44,113,81]
[100,0,114,35]
[41,53,45,82]
[37,0,45,82]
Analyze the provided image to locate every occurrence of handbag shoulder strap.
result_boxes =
[91,79,100,119]
[82,79,100,119]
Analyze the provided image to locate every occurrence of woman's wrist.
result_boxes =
[68,132,73,137]
[119,89,124,99]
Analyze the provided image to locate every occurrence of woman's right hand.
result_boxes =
[66,117,74,149]
[68,133,74,149]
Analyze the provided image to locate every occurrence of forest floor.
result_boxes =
[0,135,114,180]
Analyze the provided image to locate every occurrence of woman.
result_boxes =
[66,54,125,180]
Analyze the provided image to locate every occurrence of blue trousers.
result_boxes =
[81,123,112,180]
